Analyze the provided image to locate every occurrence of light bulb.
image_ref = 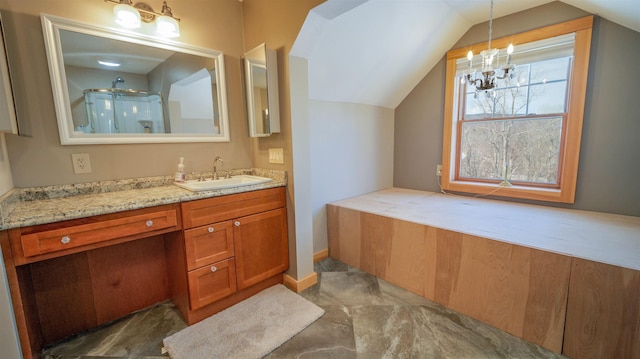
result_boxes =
[114,3,141,29]
[156,1,180,38]
[156,15,180,38]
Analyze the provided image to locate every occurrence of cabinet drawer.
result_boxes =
[20,209,178,257]
[181,187,285,229]
[188,258,237,310]
[184,221,234,271]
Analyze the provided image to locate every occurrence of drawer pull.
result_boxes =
[234,221,240,227]
[61,236,71,244]
[208,227,214,233]
[210,265,217,273]
[146,220,153,227]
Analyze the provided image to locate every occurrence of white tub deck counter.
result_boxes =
[327,187,640,359]
[330,187,640,271]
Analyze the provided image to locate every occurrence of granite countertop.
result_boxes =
[0,168,286,230]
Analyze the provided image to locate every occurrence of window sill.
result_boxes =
[442,179,573,203]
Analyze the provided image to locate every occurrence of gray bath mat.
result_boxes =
[163,284,324,359]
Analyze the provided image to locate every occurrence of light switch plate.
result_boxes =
[72,153,92,174]
[268,148,284,164]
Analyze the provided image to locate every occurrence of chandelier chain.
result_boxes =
[488,0,493,50]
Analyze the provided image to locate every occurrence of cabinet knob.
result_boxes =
[210,266,217,273]
[234,221,240,227]
[208,227,214,233]
[61,236,71,244]
[146,220,153,227]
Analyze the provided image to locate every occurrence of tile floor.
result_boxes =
[43,258,565,359]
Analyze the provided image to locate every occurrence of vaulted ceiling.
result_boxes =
[291,0,640,109]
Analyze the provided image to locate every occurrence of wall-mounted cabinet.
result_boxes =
[244,43,280,137]
[0,13,18,134]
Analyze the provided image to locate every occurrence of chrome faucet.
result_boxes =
[213,156,223,180]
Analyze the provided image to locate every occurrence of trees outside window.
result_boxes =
[458,57,570,186]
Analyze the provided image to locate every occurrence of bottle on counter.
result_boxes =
[175,157,186,183]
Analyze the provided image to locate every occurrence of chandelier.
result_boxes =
[464,0,515,94]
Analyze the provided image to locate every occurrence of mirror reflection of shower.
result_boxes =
[82,85,165,134]
[112,76,125,88]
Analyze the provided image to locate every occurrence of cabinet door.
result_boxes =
[187,258,237,310]
[234,208,288,290]
[184,220,233,271]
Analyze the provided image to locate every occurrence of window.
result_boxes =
[442,17,593,203]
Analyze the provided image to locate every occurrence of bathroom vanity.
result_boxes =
[0,172,288,358]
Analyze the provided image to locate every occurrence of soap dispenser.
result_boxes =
[175,157,186,183]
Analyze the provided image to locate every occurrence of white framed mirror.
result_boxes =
[41,14,230,145]
[244,43,279,137]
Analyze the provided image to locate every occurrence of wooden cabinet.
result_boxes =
[2,204,181,357]
[172,187,288,324]
[234,207,288,290]
[1,187,288,358]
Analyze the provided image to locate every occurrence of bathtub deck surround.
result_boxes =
[329,188,640,272]
[327,188,640,358]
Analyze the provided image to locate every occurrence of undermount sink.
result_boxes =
[174,175,273,192]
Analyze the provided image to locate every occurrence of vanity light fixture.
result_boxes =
[105,0,180,38]
[463,0,515,95]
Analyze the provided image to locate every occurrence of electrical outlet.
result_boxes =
[72,153,92,174]
[436,164,442,177]
[268,148,284,164]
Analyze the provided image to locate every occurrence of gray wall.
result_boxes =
[394,2,640,217]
